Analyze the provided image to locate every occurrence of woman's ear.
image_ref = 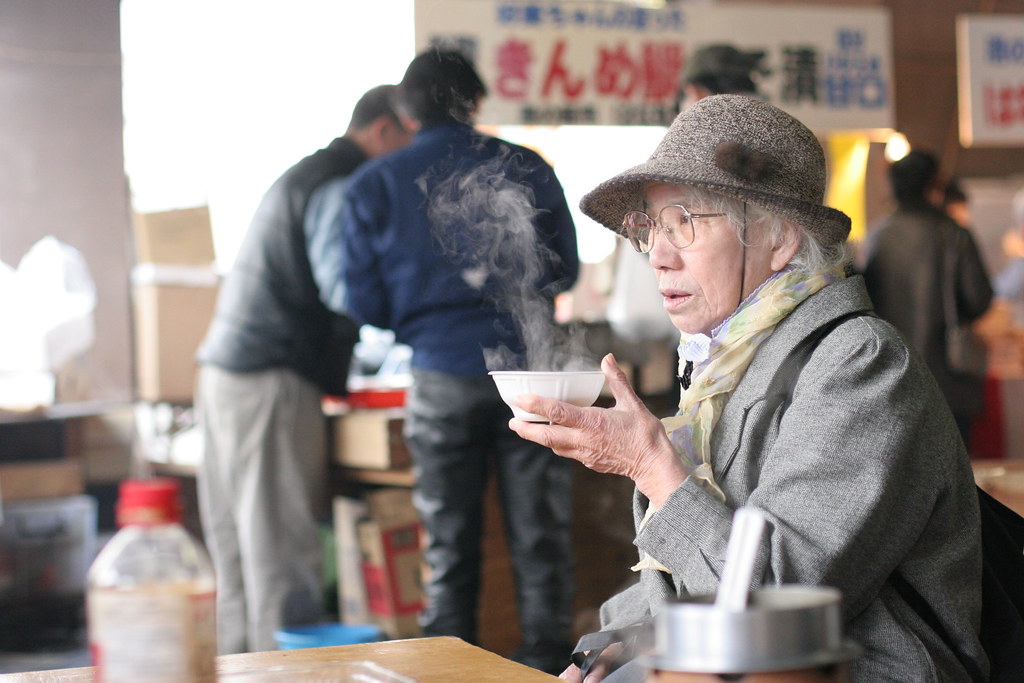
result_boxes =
[769,226,801,271]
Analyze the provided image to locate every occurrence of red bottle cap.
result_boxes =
[116,478,183,526]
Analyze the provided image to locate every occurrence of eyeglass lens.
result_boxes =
[623,205,695,253]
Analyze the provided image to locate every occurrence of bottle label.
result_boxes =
[89,585,216,683]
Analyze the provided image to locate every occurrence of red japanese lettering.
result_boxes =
[595,45,639,98]
[594,42,683,102]
[641,43,684,100]
[983,84,1024,126]
[541,40,585,100]
[496,39,532,99]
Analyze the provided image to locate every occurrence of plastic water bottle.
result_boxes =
[86,477,217,682]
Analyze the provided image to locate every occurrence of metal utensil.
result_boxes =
[716,506,767,611]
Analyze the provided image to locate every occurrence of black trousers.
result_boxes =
[405,368,575,661]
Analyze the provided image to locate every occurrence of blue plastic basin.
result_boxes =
[274,622,383,650]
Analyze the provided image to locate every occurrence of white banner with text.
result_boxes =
[958,14,1024,147]
[414,0,894,132]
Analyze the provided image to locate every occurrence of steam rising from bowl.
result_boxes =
[490,370,605,422]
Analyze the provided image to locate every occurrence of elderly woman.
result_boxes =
[510,95,987,682]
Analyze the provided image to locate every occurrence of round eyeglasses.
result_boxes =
[622,205,726,253]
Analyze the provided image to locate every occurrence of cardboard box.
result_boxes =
[0,461,84,502]
[334,495,370,625]
[132,271,219,404]
[357,488,424,639]
[333,410,411,470]
[132,206,215,266]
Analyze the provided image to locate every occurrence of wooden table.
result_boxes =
[0,636,559,682]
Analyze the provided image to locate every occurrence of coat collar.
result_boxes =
[744,273,874,381]
[709,274,875,481]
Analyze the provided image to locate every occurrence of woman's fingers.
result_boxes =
[576,642,623,682]
[511,353,648,427]
[508,417,562,451]
[601,353,648,413]
[513,384,606,430]
[558,660,608,682]
[558,663,584,682]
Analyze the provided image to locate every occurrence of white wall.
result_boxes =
[120,0,670,269]
[0,0,132,401]
[121,0,417,271]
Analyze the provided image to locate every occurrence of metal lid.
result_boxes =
[641,586,862,673]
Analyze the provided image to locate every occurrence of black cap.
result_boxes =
[680,44,768,95]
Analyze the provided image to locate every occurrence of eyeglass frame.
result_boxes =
[622,204,727,253]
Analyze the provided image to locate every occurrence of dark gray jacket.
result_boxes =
[863,202,993,417]
[198,137,364,395]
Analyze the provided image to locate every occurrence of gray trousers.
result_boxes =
[196,365,327,654]
[405,368,575,660]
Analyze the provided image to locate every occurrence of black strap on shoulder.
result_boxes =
[973,487,1024,682]
[774,310,872,391]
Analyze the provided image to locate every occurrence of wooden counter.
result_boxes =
[0,636,559,682]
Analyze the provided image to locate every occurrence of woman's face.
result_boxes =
[644,182,797,335]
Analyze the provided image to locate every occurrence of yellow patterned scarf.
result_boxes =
[632,266,844,573]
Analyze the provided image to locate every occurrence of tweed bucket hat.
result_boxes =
[580,94,851,246]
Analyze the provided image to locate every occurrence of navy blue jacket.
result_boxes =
[340,122,579,376]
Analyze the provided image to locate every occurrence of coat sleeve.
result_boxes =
[954,226,993,323]
[304,176,351,315]
[529,157,579,293]
[598,580,648,631]
[630,315,974,623]
[340,170,391,330]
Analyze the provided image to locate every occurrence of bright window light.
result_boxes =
[121,0,417,271]
[121,1,659,267]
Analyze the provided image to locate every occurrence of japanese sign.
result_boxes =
[414,0,894,132]
[957,14,1024,147]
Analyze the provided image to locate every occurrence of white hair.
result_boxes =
[668,186,851,275]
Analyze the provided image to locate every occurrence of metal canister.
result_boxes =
[641,586,861,682]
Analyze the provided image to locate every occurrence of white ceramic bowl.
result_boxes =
[489,370,605,422]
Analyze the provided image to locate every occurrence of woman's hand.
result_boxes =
[559,662,584,682]
[508,353,688,507]
[561,643,630,679]
[557,642,623,682]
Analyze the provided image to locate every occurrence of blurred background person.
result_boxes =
[338,49,579,675]
[993,187,1024,324]
[675,43,768,112]
[194,85,412,653]
[863,150,993,451]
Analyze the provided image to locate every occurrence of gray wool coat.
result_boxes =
[600,275,988,682]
